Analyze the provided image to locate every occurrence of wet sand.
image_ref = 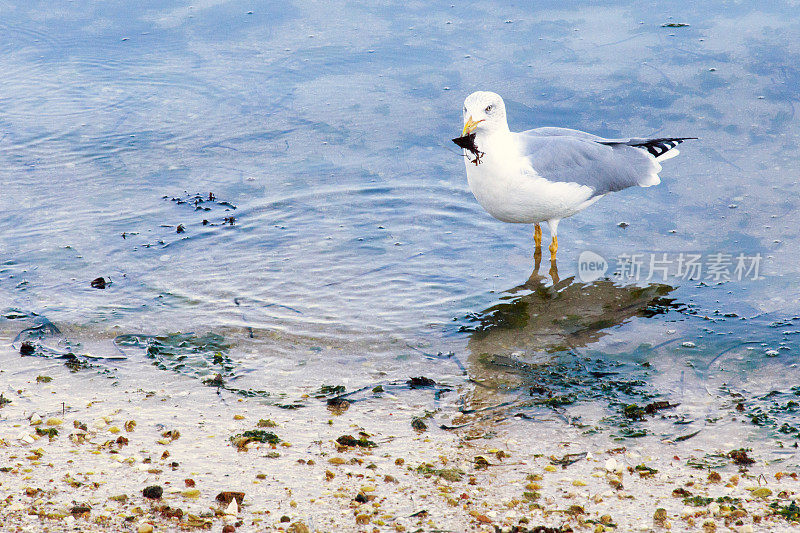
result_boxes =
[2,344,799,533]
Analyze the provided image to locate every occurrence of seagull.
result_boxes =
[453,91,694,258]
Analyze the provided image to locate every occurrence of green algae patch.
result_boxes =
[230,429,280,450]
[115,332,233,379]
[770,500,800,521]
[683,496,713,507]
[415,463,463,482]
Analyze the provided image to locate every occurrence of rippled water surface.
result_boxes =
[3,1,800,457]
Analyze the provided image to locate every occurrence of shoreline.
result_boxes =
[2,344,799,532]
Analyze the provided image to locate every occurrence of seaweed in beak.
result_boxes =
[452,132,484,165]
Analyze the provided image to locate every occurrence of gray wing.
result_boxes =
[517,127,661,196]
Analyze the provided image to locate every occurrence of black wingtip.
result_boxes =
[628,137,698,158]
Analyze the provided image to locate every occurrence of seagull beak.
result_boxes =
[461,116,484,136]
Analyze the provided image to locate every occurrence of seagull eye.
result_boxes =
[485,105,493,113]
[463,106,467,113]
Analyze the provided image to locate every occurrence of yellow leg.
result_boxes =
[549,257,559,284]
[534,224,542,248]
[548,235,558,256]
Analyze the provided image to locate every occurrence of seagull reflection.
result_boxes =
[460,256,679,411]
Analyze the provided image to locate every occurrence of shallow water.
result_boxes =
[2,1,800,461]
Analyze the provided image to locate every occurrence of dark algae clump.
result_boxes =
[336,434,376,448]
[728,448,756,466]
[407,376,436,388]
[142,485,163,499]
[452,133,484,165]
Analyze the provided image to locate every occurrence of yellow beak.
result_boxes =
[461,116,484,136]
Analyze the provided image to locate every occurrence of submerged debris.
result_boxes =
[644,400,677,414]
[408,376,436,388]
[90,277,107,289]
[550,452,587,468]
[623,404,646,420]
[317,384,346,396]
[326,397,350,413]
[19,341,35,355]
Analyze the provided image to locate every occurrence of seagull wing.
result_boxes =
[517,127,692,196]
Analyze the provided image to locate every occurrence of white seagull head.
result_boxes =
[462,91,509,136]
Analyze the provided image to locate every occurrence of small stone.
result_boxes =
[222,525,235,533]
[751,487,772,498]
[30,414,42,426]
[70,503,91,515]
[91,277,107,289]
[137,524,154,533]
[287,522,310,533]
[411,418,427,431]
[142,485,163,499]
[215,491,245,506]
[46,418,63,426]
[176,224,185,234]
